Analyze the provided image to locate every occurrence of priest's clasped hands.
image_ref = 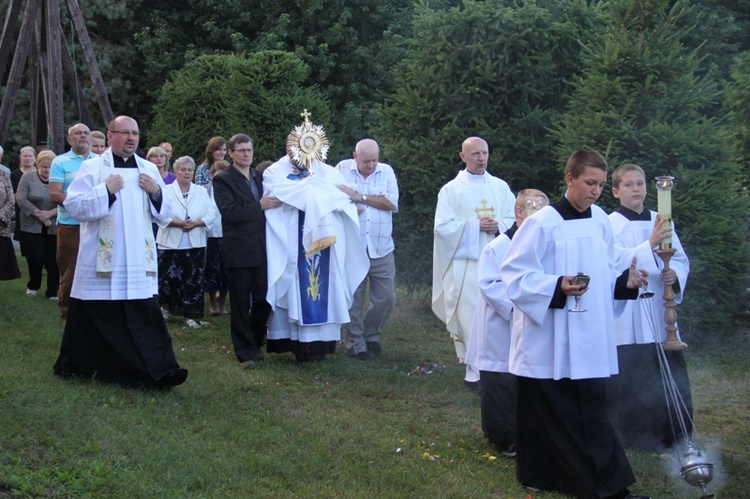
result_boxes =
[138,173,160,194]
[104,173,124,194]
[561,257,648,297]
[104,173,160,195]
[479,217,498,234]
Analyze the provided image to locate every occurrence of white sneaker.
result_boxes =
[49,296,59,302]
[26,289,37,297]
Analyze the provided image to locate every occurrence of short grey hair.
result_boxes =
[173,156,195,170]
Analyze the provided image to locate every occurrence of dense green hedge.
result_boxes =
[149,51,330,165]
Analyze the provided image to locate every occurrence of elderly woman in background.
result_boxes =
[205,159,230,315]
[147,146,175,185]
[11,145,37,245]
[194,136,226,186]
[16,150,59,298]
[0,168,21,281]
[157,156,217,328]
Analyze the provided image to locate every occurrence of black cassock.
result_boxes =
[54,297,186,388]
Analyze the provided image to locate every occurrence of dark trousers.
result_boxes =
[24,232,59,298]
[56,224,80,318]
[228,266,270,363]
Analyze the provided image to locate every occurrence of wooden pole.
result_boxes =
[0,0,22,81]
[32,3,46,149]
[29,37,43,148]
[44,0,64,153]
[0,0,38,145]
[65,0,112,125]
[60,34,92,128]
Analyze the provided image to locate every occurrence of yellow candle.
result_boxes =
[656,176,673,247]
[657,188,671,218]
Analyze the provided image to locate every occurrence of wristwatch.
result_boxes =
[362,195,368,203]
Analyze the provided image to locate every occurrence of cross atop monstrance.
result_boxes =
[474,199,495,219]
[287,109,330,170]
[0,0,113,153]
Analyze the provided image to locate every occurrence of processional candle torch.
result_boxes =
[655,176,687,350]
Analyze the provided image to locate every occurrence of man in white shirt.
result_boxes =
[336,139,399,360]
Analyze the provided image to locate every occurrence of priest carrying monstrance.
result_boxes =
[263,110,369,361]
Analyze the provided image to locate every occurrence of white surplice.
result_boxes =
[465,233,514,373]
[64,153,171,300]
[500,205,622,380]
[263,156,369,343]
[609,210,689,345]
[432,169,515,361]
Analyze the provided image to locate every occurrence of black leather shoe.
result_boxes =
[160,368,188,387]
[366,341,382,356]
[612,490,650,499]
[353,351,374,361]
[464,380,480,394]
[499,442,516,458]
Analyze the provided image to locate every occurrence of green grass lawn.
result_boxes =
[1,261,748,498]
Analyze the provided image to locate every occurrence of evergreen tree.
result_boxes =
[377,0,593,292]
[725,50,750,185]
[555,0,750,332]
[130,0,416,158]
[149,52,330,164]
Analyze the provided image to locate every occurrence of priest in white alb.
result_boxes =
[432,136,515,387]
[263,111,369,361]
[53,115,188,389]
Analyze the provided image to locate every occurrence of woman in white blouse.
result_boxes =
[156,156,217,328]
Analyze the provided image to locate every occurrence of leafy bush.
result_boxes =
[149,51,330,164]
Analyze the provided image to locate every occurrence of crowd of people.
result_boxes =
[1,112,399,375]
[1,114,692,498]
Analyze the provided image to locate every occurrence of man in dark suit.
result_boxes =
[212,133,281,369]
